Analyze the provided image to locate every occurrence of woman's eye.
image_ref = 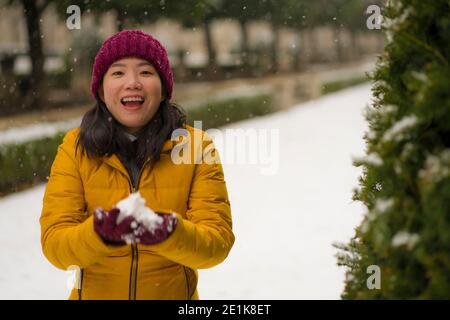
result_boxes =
[112,71,123,76]
[141,71,153,75]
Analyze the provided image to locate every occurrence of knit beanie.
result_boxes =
[91,29,173,101]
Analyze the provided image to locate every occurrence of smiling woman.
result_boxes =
[39,29,235,300]
[75,30,181,170]
[99,57,165,134]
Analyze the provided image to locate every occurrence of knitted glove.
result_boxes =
[133,213,178,245]
[93,207,137,245]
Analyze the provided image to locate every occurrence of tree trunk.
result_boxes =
[239,19,250,75]
[0,55,20,116]
[203,18,219,79]
[349,30,360,59]
[334,27,344,62]
[306,27,319,63]
[176,49,189,82]
[269,22,280,73]
[116,8,127,31]
[292,31,303,72]
[21,0,46,111]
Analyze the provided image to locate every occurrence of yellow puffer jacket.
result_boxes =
[40,125,234,300]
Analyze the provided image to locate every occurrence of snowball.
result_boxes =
[115,192,163,233]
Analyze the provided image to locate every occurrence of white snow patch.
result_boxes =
[411,71,428,83]
[382,104,398,114]
[391,231,419,250]
[418,149,450,183]
[354,152,383,166]
[374,198,394,213]
[382,115,418,143]
[367,198,394,222]
[0,118,81,146]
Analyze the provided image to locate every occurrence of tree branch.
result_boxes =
[37,0,51,15]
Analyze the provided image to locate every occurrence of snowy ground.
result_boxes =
[0,84,371,299]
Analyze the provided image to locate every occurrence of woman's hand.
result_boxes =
[134,213,178,245]
[93,207,137,245]
[94,207,177,246]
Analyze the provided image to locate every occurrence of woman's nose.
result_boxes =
[125,74,142,90]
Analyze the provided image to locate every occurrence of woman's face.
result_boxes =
[98,57,164,134]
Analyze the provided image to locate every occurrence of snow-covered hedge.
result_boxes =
[187,93,273,130]
[0,133,64,196]
[321,76,369,95]
[337,0,450,299]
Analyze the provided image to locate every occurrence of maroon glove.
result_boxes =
[134,213,178,245]
[93,207,137,245]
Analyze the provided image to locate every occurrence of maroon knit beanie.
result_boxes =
[91,29,173,101]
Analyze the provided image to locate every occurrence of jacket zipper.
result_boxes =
[129,243,138,300]
[127,158,151,300]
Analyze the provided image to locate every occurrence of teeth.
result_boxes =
[122,97,144,103]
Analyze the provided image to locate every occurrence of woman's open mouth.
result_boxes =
[120,96,145,110]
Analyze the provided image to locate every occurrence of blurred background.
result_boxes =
[0,0,384,195]
[0,0,383,115]
[0,0,384,299]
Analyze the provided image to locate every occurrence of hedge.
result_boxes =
[321,75,369,95]
[0,133,64,196]
[186,94,273,130]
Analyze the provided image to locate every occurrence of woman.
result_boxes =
[40,29,234,300]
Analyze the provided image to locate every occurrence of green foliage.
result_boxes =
[0,133,64,195]
[337,0,450,299]
[186,93,273,130]
[164,0,211,27]
[321,76,369,95]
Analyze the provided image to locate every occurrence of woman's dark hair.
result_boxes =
[76,98,186,169]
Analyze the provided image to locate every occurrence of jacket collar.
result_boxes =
[101,138,175,174]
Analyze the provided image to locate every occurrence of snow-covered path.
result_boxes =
[0,84,371,299]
